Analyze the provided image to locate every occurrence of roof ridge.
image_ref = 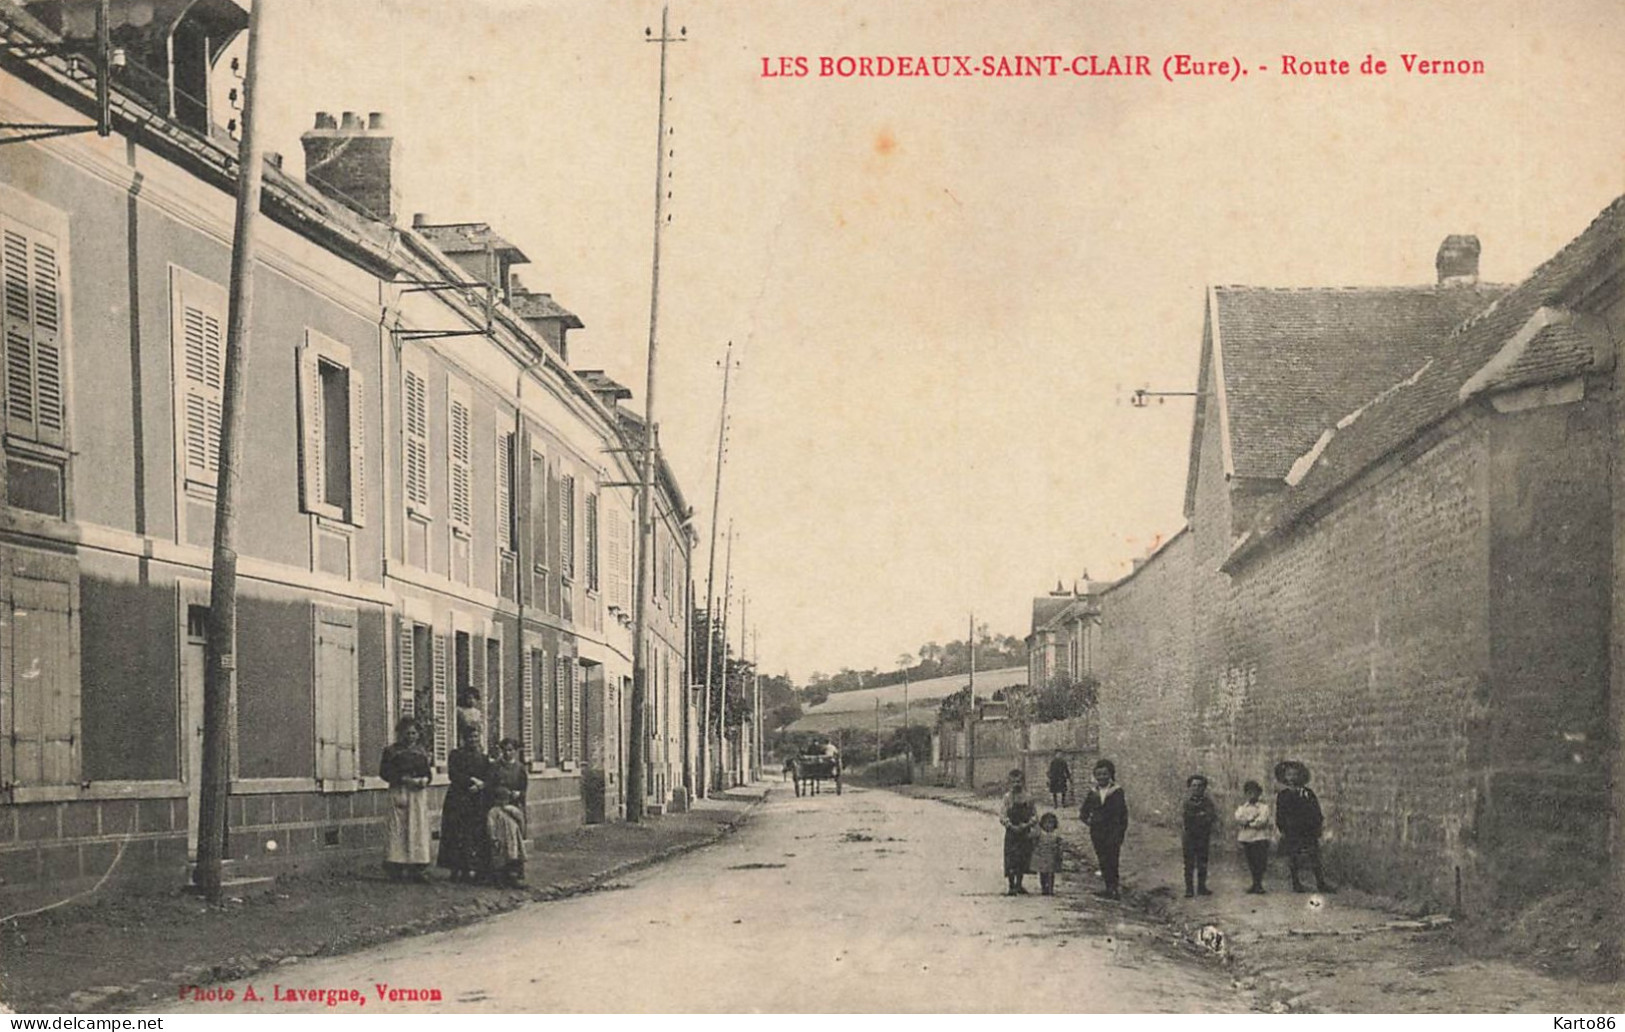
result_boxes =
[1214,283,1508,294]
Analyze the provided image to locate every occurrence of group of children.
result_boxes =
[1000,756,1336,900]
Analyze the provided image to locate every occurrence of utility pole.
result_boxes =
[197,0,266,902]
[901,660,911,781]
[875,697,881,760]
[629,6,685,823]
[698,343,733,798]
[718,521,734,789]
[966,611,976,790]
[753,626,762,780]
[738,589,747,784]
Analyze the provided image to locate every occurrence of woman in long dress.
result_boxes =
[438,726,492,883]
[1000,768,1038,895]
[485,737,529,888]
[380,717,432,882]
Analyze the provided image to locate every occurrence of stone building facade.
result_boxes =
[0,3,693,911]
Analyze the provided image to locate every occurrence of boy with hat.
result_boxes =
[1274,760,1336,894]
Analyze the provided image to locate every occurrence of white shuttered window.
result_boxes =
[402,362,430,516]
[2,217,66,449]
[448,383,472,536]
[171,269,225,488]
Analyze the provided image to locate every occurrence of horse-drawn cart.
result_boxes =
[792,752,842,796]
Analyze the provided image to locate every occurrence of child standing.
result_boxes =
[1275,760,1336,894]
[1031,812,1064,895]
[1046,751,1073,807]
[999,769,1038,896]
[1233,779,1272,894]
[1182,774,1218,898]
[1078,759,1128,899]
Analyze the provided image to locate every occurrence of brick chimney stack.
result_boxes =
[1436,234,1481,285]
[300,110,400,224]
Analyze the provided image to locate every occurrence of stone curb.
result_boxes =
[60,797,765,1014]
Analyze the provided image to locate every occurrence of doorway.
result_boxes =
[182,604,207,858]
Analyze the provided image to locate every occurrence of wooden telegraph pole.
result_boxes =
[966,611,977,790]
[717,521,734,788]
[629,6,685,823]
[197,0,267,901]
[753,627,762,779]
[698,343,733,798]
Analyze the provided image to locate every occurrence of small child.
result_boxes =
[1233,779,1272,894]
[1031,812,1064,895]
[456,687,485,746]
[1181,773,1218,898]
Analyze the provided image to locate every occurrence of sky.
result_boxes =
[241,0,1623,681]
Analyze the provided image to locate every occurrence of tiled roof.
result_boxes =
[511,290,584,329]
[415,222,529,262]
[1254,194,1625,543]
[574,369,632,401]
[1029,596,1072,635]
[1215,283,1509,480]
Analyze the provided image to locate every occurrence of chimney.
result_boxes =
[1436,234,1480,286]
[300,109,401,224]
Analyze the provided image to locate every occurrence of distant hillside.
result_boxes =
[787,666,1027,734]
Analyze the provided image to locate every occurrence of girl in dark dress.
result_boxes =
[1000,769,1038,895]
[439,726,492,883]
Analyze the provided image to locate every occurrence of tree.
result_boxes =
[883,724,932,763]
[937,685,972,725]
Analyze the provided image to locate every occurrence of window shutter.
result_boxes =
[348,369,366,527]
[297,344,324,512]
[559,473,575,580]
[7,578,76,787]
[604,504,623,606]
[403,367,429,513]
[621,516,635,609]
[337,625,358,782]
[449,389,472,535]
[174,286,225,488]
[431,631,448,766]
[543,653,558,765]
[570,660,583,762]
[520,646,536,761]
[2,222,66,449]
[529,451,548,571]
[396,619,415,719]
[495,432,513,552]
[562,656,575,763]
[314,606,359,786]
[585,493,599,593]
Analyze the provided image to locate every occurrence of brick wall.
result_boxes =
[1096,530,1197,826]
[1092,387,1613,910]
[1218,420,1493,906]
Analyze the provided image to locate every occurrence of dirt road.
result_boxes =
[165,785,1248,1013]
